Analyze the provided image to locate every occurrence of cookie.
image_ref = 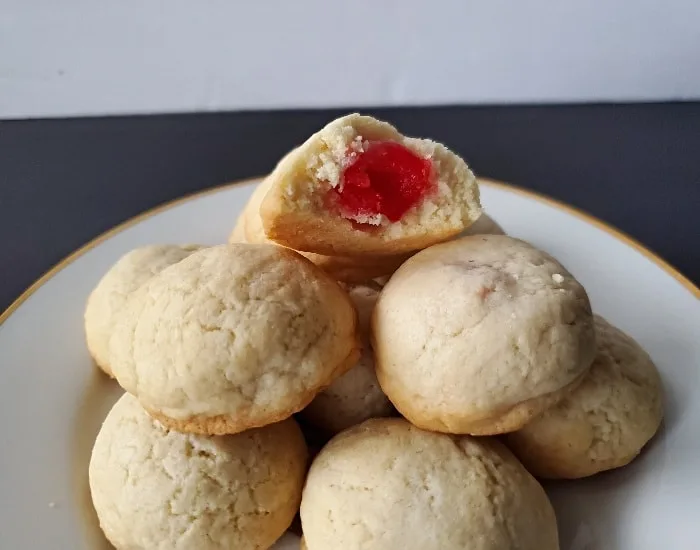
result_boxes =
[300,418,559,550]
[300,282,393,435]
[84,244,204,376]
[89,393,308,550]
[506,315,664,478]
[108,243,360,435]
[259,113,482,256]
[231,178,409,283]
[372,235,596,435]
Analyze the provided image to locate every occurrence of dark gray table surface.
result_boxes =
[1,103,699,313]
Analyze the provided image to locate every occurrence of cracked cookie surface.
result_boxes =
[300,282,394,435]
[300,418,559,550]
[108,243,360,434]
[506,315,664,478]
[372,235,596,435]
[84,244,204,376]
[89,393,308,550]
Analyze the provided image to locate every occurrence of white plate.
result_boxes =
[0,178,698,550]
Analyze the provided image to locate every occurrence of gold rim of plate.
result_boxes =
[1,176,697,327]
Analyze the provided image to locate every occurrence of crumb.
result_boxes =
[551,273,564,284]
[48,502,56,508]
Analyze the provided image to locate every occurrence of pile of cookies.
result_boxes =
[85,114,664,550]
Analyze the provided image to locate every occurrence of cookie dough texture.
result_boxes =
[89,393,308,550]
[506,315,664,478]
[300,418,559,550]
[230,178,409,283]
[259,113,482,256]
[300,283,393,434]
[108,243,360,434]
[372,235,596,435]
[84,244,204,376]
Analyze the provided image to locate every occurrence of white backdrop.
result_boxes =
[2,0,699,119]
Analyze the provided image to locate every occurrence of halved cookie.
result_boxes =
[259,113,482,256]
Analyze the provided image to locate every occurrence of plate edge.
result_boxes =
[1,176,697,326]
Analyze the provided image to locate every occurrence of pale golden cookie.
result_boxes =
[259,113,481,256]
[108,243,360,435]
[506,315,664,478]
[230,178,409,283]
[84,244,204,376]
[300,418,559,550]
[300,282,393,434]
[372,235,596,435]
[89,393,307,550]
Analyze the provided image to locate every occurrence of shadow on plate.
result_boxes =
[71,368,123,550]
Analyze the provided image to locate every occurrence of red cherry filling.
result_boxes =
[331,141,434,223]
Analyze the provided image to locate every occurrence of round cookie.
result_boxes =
[506,315,664,479]
[89,393,308,550]
[372,234,596,435]
[300,282,394,435]
[84,244,204,376]
[230,179,409,283]
[108,243,360,435]
[300,418,559,550]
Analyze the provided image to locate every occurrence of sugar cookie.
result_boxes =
[89,393,307,550]
[259,114,481,256]
[300,418,559,550]
[108,243,360,435]
[506,315,664,478]
[84,244,204,376]
[300,282,393,434]
[372,235,596,435]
